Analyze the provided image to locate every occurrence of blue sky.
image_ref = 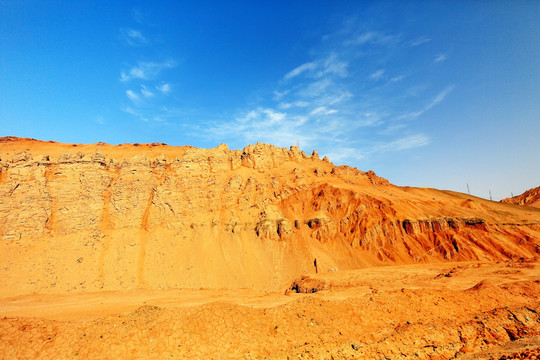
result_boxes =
[1,1,539,200]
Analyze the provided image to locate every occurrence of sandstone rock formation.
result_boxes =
[0,137,539,297]
[501,186,540,208]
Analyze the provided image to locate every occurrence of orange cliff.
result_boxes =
[0,136,539,297]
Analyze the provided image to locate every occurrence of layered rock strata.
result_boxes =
[0,138,538,296]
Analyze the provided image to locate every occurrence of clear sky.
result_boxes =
[1,1,539,200]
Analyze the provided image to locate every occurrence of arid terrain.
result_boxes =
[0,137,539,359]
[502,187,540,209]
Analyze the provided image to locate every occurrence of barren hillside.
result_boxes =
[1,137,540,360]
[0,137,538,297]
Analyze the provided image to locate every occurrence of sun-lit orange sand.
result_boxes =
[0,137,539,359]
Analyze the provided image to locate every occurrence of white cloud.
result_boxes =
[397,86,455,120]
[429,85,454,108]
[198,21,452,167]
[140,85,154,98]
[370,69,385,81]
[124,107,148,122]
[346,31,397,47]
[325,91,353,105]
[390,74,407,82]
[118,17,177,124]
[262,109,286,124]
[376,134,430,152]
[156,83,171,94]
[359,112,383,127]
[409,36,431,47]
[278,101,309,109]
[273,90,289,100]
[206,107,317,149]
[324,147,366,163]
[435,53,448,63]
[120,60,176,82]
[121,28,147,46]
[379,123,406,135]
[284,55,348,81]
[126,89,140,102]
[351,31,378,45]
[284,62,318,80]
[317,54,348,78]
[298,78,333,98]
[310,106,338,116]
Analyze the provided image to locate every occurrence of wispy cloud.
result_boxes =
[390,74,407,82]
[156,83,171,94]
[120,28,147,46]
[120,60,176,82]
[434,53,448,63]
[202,21,452,164]
[370,69,385,81]
[207,108,313,149]
[345,31,398,47]
[119,17,179,124]
[310,106,338,116]
[375,134,430,152]
[278,100,309,109]
[409,36,431,47]
[430,86,455,107]
[124,106,148,122]
[324,147,366,163]
[123,83,176,121]
[397,85,455,120]
[283,54,348,81]
[284,62,317,80]
[140,85,154,98]
[126,86,158,102]
[115,16,452,165]
[318,54,348,78]
[126,89,140,102]
[349,31,378,45]
[379,123,406,135]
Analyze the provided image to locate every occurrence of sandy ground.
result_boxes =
[1,261,538,360]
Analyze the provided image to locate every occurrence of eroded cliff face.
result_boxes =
[501,186,540,208]
[0,137,539,296]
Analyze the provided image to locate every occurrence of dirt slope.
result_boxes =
[0,261,538,360]
[0,137,539,297]
[501,186,540,208]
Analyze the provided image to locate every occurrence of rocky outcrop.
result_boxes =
[501,186,540,208]
[0,138,539,296]
[254,206,292,239]
[401,217,488,234]
[280,185,539,263]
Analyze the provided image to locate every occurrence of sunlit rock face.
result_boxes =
[0,137,539,296]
